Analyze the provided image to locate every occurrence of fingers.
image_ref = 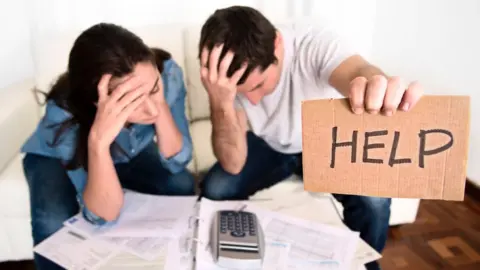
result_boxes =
[349,77,367,114]
[97,74,113,101]
[200,44,243,86]
[114,88,146,113]
[109,76,144,102]
[382,76,405,116]
[351,75,423,116]
[365,75,388,114]
[219,51,234,79]
[118,94,147,120]
[208,44,223,83]
[200,47,209,81]
[400,81,423,111]
[230,63,248,85]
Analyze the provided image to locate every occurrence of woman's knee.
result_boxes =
[23,154,79,243]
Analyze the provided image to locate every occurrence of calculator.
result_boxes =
[211,210,265,269]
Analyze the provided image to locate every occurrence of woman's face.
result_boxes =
[108,62,163,125]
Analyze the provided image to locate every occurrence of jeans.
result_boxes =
[201,132,390,270]
[23,142,195,270]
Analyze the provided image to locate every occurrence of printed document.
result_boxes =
[195,198,361,270]
[34,227,119,270]
[64,191,197,237]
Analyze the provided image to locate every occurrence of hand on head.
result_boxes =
[200,44,247,108]
[89,74,147,149]
[349,75,423,116]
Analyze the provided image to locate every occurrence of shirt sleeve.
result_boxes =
[297,24,358,86]
[157,63,193,173]
[35,102,113,226]
[66,169,110,226]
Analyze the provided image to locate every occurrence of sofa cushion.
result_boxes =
[183,26,211,121]
[0,154,30,218]
[190,119,215,172]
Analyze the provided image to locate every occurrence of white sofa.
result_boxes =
[0,24,420,262]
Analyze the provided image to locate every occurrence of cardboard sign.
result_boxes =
[301,96,470,201]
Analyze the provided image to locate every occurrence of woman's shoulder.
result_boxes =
[161,59,187,102]
[21,100,78,159]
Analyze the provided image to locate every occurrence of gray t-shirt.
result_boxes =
[236,23,357,154]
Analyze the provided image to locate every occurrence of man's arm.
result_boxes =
[200,45,249,175]
[210,105,248,174]
[328,55,387,97]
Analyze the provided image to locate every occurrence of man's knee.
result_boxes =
[167,169,196,195]
[336,194,391,220]
[364,197,391,217]
[201,165,245,200]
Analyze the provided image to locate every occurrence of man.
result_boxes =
[198,6,422,270]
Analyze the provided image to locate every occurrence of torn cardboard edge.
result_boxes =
[301,95,470,201]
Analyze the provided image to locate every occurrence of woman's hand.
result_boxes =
[89,74,147,150]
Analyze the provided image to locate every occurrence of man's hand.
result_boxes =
[199,44,249,174]
[200,44,247,108]
[349,75,423,116]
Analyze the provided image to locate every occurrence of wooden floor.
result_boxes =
[1,184,479,270]
[380,183,480,269]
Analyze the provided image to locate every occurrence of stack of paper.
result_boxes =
[34,190,380,270]
[34,190,198,270]
[194,198,371,270]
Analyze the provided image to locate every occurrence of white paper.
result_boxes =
[260,215,359,270]
[262,241,291,270]
[250,195,381,268]
[64,191,198,237]
[98,251,166,270]
[195,198,361,270]
[34,227,119,270]
[97,235,194,270]
[164,236,195,270]
[104,236,170,261]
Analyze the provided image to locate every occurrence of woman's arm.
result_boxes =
[153,63,193,173]
[154,100,184,159]
[82,74,147,222]
[82,139,124,222]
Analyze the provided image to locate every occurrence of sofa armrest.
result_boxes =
[0,79,38,172]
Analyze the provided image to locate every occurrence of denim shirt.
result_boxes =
[21,59,193,225]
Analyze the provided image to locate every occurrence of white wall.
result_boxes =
[372,0,480,186]
[0,0,35,89]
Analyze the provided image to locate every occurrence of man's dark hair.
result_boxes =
[198,6,278,85]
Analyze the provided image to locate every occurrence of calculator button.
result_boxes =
[231,231,246,237]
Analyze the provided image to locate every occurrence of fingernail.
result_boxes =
[402,103,410,111]
[385,110,393,116]
[353,107,363,114]
[368,109,379,114]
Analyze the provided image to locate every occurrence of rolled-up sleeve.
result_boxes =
[67,169,111,226]
[157,64,193,173]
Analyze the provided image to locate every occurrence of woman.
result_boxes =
[21,23,195,269]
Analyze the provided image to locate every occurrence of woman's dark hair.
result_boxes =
[45,23,171,170]
[198,6,277,85]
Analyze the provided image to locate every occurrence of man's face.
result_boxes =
[236,63,282,105]
[235,33,283,105]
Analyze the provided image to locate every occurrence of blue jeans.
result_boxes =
[23,142,195,270]
[201,132,390,270]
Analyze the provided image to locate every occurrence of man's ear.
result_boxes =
[274,31,282,48]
